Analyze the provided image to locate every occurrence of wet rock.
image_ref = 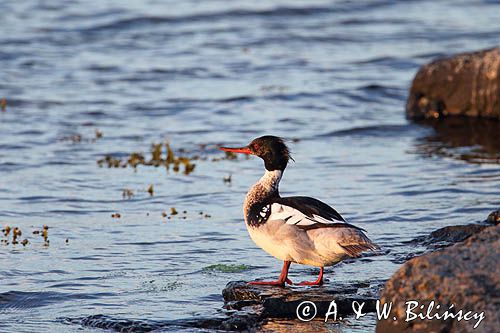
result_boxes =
[411,223,489,249]
[407,47,500,120]
[61,314,258,332]
[410,209,500,250]
[62,315,162,332]
[222,279,382,328]
[377,226,499,333]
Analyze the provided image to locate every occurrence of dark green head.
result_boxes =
[220,135,292,171]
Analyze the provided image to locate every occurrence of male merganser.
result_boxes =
[220,135,377,286]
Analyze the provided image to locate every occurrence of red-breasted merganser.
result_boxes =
[220,135,378,286]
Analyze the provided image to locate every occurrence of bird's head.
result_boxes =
[220,135,292,171]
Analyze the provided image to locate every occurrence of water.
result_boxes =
[1,0,499,332]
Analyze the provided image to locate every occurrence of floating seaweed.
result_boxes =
[1,98,6,112]
[0,225,63,247]
[212,151,238,162]
[97,142,196,175]
[224,151,237,160]
[151,144,162,166]
[180,157,195,175]
[159,209,211,221]
[166,143,175,164]
[147,184,154,196]
[2,226,11,236]
[60,129,103,144]
[122,188,134,199]
[97,155,122,168]
[127,153,146,168]
[97,141,262,176]
[211,147,251,162]
[12,227,22,244]
[61,134,82,143]
[42,225,49,246]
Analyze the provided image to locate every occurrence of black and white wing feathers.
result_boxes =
[267,196,365,231]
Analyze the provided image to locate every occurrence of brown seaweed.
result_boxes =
[147,185,154,196]
[97,142,196,174]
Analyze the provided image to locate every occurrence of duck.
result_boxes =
[220,135,378,286]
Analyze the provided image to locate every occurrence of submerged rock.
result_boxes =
[61,314,250,332]
[410,223,489,250]
[410,209,500,250]
[377,226,499,333]
[406,47,500,120]
[222,279,383,329]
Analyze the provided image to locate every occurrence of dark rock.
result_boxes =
[223,279,383,322]
[61,313,260,332]
[407,47,500,120]
[411,223,489,249]
[377,226,499,333]
[61,315,161,332]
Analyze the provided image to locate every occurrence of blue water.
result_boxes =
[1,0,499,332]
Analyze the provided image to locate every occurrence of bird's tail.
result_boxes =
[339,231,379,258]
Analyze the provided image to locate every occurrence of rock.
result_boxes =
[376,226,499,333]
[222,280,383,328]
[406,47,500,120]
[61,314,259,332]
[410,223,489,249]
[410,210,500,250]
[400,218,495,264]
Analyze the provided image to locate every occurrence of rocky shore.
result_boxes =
[377,223,499,333]
[220,210,499,332]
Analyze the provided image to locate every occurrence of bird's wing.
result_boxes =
[267,196,365,231]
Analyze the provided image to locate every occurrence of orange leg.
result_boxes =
[297,267,324,286]
[248,261,293,286]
